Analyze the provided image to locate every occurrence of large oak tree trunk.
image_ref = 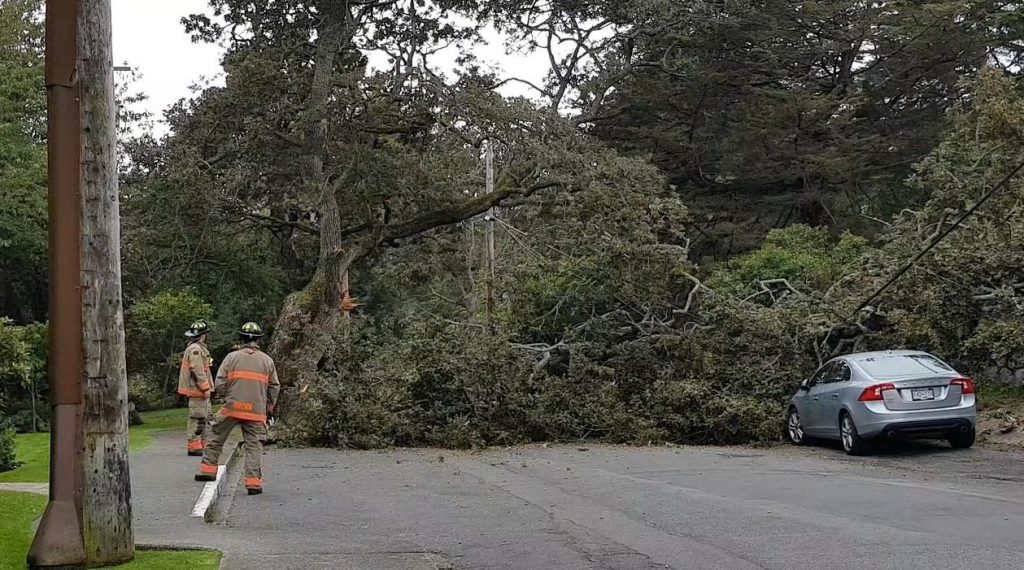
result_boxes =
[79,0,134,563]
[269,4,361,385]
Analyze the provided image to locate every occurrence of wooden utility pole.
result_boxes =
[79,0,134,563]
[30,0,133,567]
[485,141,496,328]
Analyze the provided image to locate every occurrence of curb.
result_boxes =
[190,441,243,522]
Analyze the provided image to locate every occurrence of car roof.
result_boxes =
[839,350,934,361]
[831,350,958,379]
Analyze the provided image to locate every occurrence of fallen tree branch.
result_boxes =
[677,270,711,314]
[510,341,567,353]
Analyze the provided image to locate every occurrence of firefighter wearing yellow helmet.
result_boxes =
[178,320,214,456]
[196,321,281,495]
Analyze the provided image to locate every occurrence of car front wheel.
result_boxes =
[787,408,806,445]
[840,412,873,456]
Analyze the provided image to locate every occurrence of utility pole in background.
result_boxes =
[29,0,134,566]
[485,141,496,330]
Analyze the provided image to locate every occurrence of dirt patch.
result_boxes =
[978,407,1024,450]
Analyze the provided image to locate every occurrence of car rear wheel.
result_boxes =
[948,427,976,449]
[787,408,806,445]
[840,412,872,456]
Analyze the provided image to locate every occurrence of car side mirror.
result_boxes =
[798,381,810,392]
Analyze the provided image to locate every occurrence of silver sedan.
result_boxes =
[787,350,977,455]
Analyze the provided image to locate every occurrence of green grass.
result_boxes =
[0,491,47,570]
[128,408,190,452]
[0,491,221,570]
[0,432,49,484]
[0,408,188,484]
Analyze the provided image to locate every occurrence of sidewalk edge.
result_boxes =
[189,441,243,523]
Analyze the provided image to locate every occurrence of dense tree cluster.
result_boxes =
[0,0,46,323]
[3,0,1024,446]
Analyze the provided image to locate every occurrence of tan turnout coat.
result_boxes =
[177,340,213,398]
[214,343,281,422]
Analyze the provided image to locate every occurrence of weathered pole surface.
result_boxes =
[28,0,87,566]
[78,0,135,563]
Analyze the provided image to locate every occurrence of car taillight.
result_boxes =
[950,378,975,394]
[858,383,896,402]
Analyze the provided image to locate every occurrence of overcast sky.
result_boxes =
[110,0,224,125]
[109,0,548,134]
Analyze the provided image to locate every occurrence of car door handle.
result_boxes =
[831,394,839,400]
[812,396,819,401]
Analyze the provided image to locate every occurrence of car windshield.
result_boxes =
[855,354,953,377]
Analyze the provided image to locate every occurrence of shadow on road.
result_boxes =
[805,438,961,458]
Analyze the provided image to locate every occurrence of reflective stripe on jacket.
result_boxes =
[177,341,213,398]
[214,343,281,422]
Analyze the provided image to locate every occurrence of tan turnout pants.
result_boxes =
[199,415,266,489]
[186,397,212,453]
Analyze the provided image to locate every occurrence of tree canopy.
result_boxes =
[3,0,1024,446]
[0,0,46,323]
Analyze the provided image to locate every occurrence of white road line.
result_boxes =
[190,464,226,519]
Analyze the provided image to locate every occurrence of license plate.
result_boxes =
[911,388,935,401]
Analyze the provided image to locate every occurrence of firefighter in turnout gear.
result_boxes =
[178,320,214,456]
[196,322,281,495]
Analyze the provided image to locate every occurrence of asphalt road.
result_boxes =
[200,441,1024,569]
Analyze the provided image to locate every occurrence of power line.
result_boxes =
[850,156,1024,318]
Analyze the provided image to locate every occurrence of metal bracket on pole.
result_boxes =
[28,0,87,567]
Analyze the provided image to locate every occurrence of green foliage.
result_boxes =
[0,430,46,482]
[0,320,46,432]
[0,319,30,381]
[119,176,288,349]
[809,70,1024,377]
[126,2,1024,451]
[711,226,868,294]
[581,0,1011,257]
[128,290,212,356]
[0,420,17,472]
[129,291,213,350]
[284,70,1024,450]
[125,291,215,405]
[0,0,46,323]
[284,304,790,448]
[127,373,175,412]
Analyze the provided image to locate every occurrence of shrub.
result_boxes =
[128,373,177,412]
[0,320,47,432]
[711,225,868,295]
[0,418,18,472]
[125,290,213,404]
[127,291,213,367]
